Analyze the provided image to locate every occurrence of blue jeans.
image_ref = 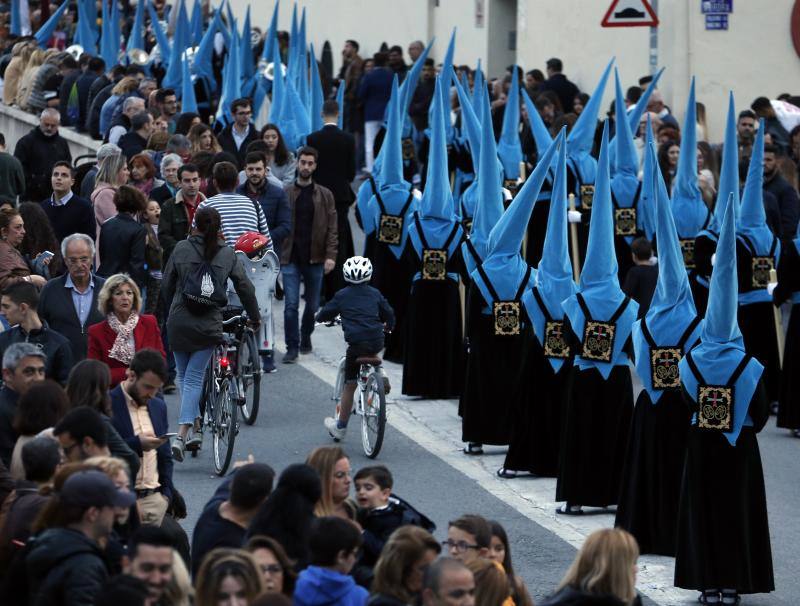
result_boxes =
[282,262,324,350]
[174,348,214,425]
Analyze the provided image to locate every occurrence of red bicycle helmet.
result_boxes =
[235,232,270,258]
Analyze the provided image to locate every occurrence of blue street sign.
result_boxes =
[705,13,729,30]
[701,0,732,14]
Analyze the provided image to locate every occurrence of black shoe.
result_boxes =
[283,349,299,364]
[300,338,312,354]
[163,381,177,394]
[261,354,277,374]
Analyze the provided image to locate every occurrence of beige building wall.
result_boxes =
[228,0,800,141]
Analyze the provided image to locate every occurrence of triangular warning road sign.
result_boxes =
[601,0,659,27]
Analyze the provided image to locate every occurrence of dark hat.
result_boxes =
[61,470,136,509]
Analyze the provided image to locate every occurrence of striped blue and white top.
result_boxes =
[197,192,272,248]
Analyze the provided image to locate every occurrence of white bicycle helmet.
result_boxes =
[343,256,373,284]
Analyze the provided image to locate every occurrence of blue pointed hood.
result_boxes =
[523,128,576,371]
[471,61,485,113]
[709,92,740,235]
[261,1,279,62]
[74,0,97,54]
[671,78,710,239]
[126,0,146,52]
[637,116,658,240]
[497,66,522,181]
[378,76,404,187]
[419,74,455,221]
[336,82,344,129]
[162,0,189,90]
[567,59,614,159]
[521,88,554,161]
[278,76,311,150]
[100,0,117,69]
[309,45,324,132]
[633,141,700,403]
[240,6,255,81]
[10,0,23,35]
[472,131,560,311]
[215,19,241,126]
[190,0,203,45]
[736,119,780,278]
[146,0,171,65]
[35,0,70,47]
[428,29,456,143]
[289,2,298,65]
[462,88,504,275]
[678,193,763,446]
[407,73,462,275]
[367,78,417,259]
[454,75,482,172]
[181,58,198,114]
[610,68,641,233]
[193,8,221,91]
[579,121,618,290]
[608,67,664,168]
[268,36,285,123]
[562,120,639,379]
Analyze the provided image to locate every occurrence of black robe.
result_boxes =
[459,283,528,446]
[674,381,774,594]
[556,323,633,506]
[776,241,800,429]
[735,238,782,403]
[370,243,413,364]
[615,389,691,556]
[503,338,571,477]
[523,182,553,267]
[692,232,717,317]
[565,166,591,271]
[401,241,465,398]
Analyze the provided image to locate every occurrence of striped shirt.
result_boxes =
[197,192,272,248]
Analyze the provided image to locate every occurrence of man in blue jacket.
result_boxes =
[110,348,173,527]
[357,52,393,174]
[238,151,292,252]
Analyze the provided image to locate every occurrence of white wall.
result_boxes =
[227,0,800,141]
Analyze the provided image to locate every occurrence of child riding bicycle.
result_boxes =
[315,256,394,440]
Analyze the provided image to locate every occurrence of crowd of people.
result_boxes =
[0,1,797,605]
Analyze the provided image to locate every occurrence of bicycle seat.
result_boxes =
[356,356,382,367]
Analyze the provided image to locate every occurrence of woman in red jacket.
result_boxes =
[88,273,165,386]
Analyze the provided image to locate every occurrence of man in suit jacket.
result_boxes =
[306,100,356,298]
[38,234,105,362]
[109,348,173,527]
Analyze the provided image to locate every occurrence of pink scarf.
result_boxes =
[107,312,140,365]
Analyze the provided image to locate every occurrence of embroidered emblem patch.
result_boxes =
[581,320,616,362]
[543,320,570,359]
[493,301,521,336]
[697,385,734,432]
[378,214,404,245]
[650,347,682,389]
[422,249,447,280]
[614,207,637,236]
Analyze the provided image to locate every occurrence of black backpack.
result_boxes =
[182,243,228,315]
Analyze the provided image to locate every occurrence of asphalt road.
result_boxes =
[165,208,799,606]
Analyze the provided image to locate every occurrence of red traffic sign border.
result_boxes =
[601,0,659,27]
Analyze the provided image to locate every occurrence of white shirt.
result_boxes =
[51,191,74,207]
[232,124,250,150]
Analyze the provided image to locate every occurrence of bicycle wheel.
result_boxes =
[238,330,261,425]
[360,370,386,458]
[212,378,238,475]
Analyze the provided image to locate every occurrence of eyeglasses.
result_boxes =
[442,539,479,553]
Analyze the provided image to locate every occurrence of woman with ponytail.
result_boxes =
[160,206,261,461]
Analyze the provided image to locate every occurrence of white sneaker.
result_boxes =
[324,417,346,441]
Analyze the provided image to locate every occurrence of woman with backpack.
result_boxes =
[161,206,261,462]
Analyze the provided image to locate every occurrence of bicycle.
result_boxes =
[195,313,256,475]
[324,320,388,458]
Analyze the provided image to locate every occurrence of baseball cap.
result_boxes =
[61,470,136,509]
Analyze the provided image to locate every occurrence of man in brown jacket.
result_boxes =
[281,146,338,363]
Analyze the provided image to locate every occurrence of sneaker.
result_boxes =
[300,338,312,354]
[324,417,346,441]
[171,436,185,462]
[261,354,277,374]
[163,381,177,395]
[185,429,203,451]
[283,349,299,364]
